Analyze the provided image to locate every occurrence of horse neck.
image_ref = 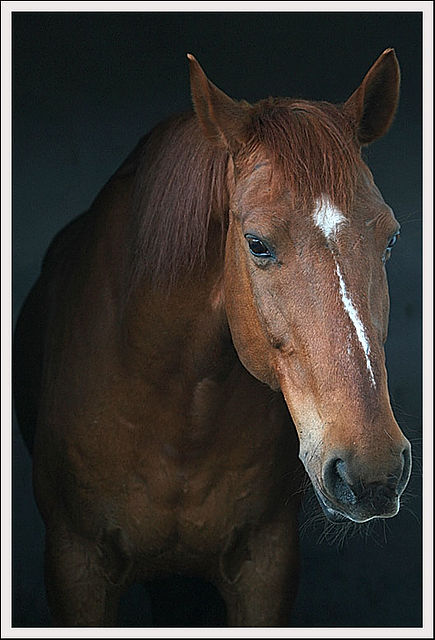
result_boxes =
[100,114,236,388]
[120,219,235,389]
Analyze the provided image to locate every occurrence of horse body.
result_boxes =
[14,50,411,626]
[15,133,301,625]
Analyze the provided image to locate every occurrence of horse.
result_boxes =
[13,49,412,627]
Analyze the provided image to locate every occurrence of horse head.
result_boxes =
[188,50,411,524]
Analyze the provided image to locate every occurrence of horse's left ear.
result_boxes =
[344,48,400,146]
[187,53,252,152]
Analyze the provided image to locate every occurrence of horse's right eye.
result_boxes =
[245,234,273,259]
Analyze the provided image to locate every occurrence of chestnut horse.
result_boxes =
[14,49,412,627]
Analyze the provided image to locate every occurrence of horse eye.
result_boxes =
[387,232,399,249]
[383,231,400,262]
[245,234,273,258]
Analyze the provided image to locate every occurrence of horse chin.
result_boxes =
[313,487,400,524]
[315,492,353,523]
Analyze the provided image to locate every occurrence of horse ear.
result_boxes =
[187,54,251,152]
[343,48,400,146]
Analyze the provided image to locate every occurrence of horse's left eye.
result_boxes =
[383,231,400,262]
[245,234,273,259]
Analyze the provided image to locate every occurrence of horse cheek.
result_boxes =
[223,230,278,389]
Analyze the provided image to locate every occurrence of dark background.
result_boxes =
[12,11,422,628]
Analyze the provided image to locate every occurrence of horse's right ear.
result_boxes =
[187,54,251,152]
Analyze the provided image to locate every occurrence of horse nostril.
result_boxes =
[323,457,356,506]
[397,443,412,496]
[367,484,395,506]
[368,483,395,510]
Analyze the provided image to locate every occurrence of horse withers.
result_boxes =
[13,49,411,626]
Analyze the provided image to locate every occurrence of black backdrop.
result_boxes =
[12,10,423,628]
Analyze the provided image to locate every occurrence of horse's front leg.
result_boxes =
[44,520,131,627]
[216,511,300,627]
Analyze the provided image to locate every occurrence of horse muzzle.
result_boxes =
[310,441,412,523]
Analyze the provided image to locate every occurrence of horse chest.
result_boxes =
[117,451,279,576]
[105,412,285,567]
[46,374,297,576]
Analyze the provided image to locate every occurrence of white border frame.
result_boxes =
[2,3,433,638]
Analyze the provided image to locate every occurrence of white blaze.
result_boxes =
[313,196,376,388]
[313,197,347,240]
[335,261,376,387]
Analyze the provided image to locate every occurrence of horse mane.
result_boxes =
[245,98,361,212]
[129,112,229,290]
[129,99,362,288]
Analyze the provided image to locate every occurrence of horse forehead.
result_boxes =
[234,165,390,232]
[313,198,347,240]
